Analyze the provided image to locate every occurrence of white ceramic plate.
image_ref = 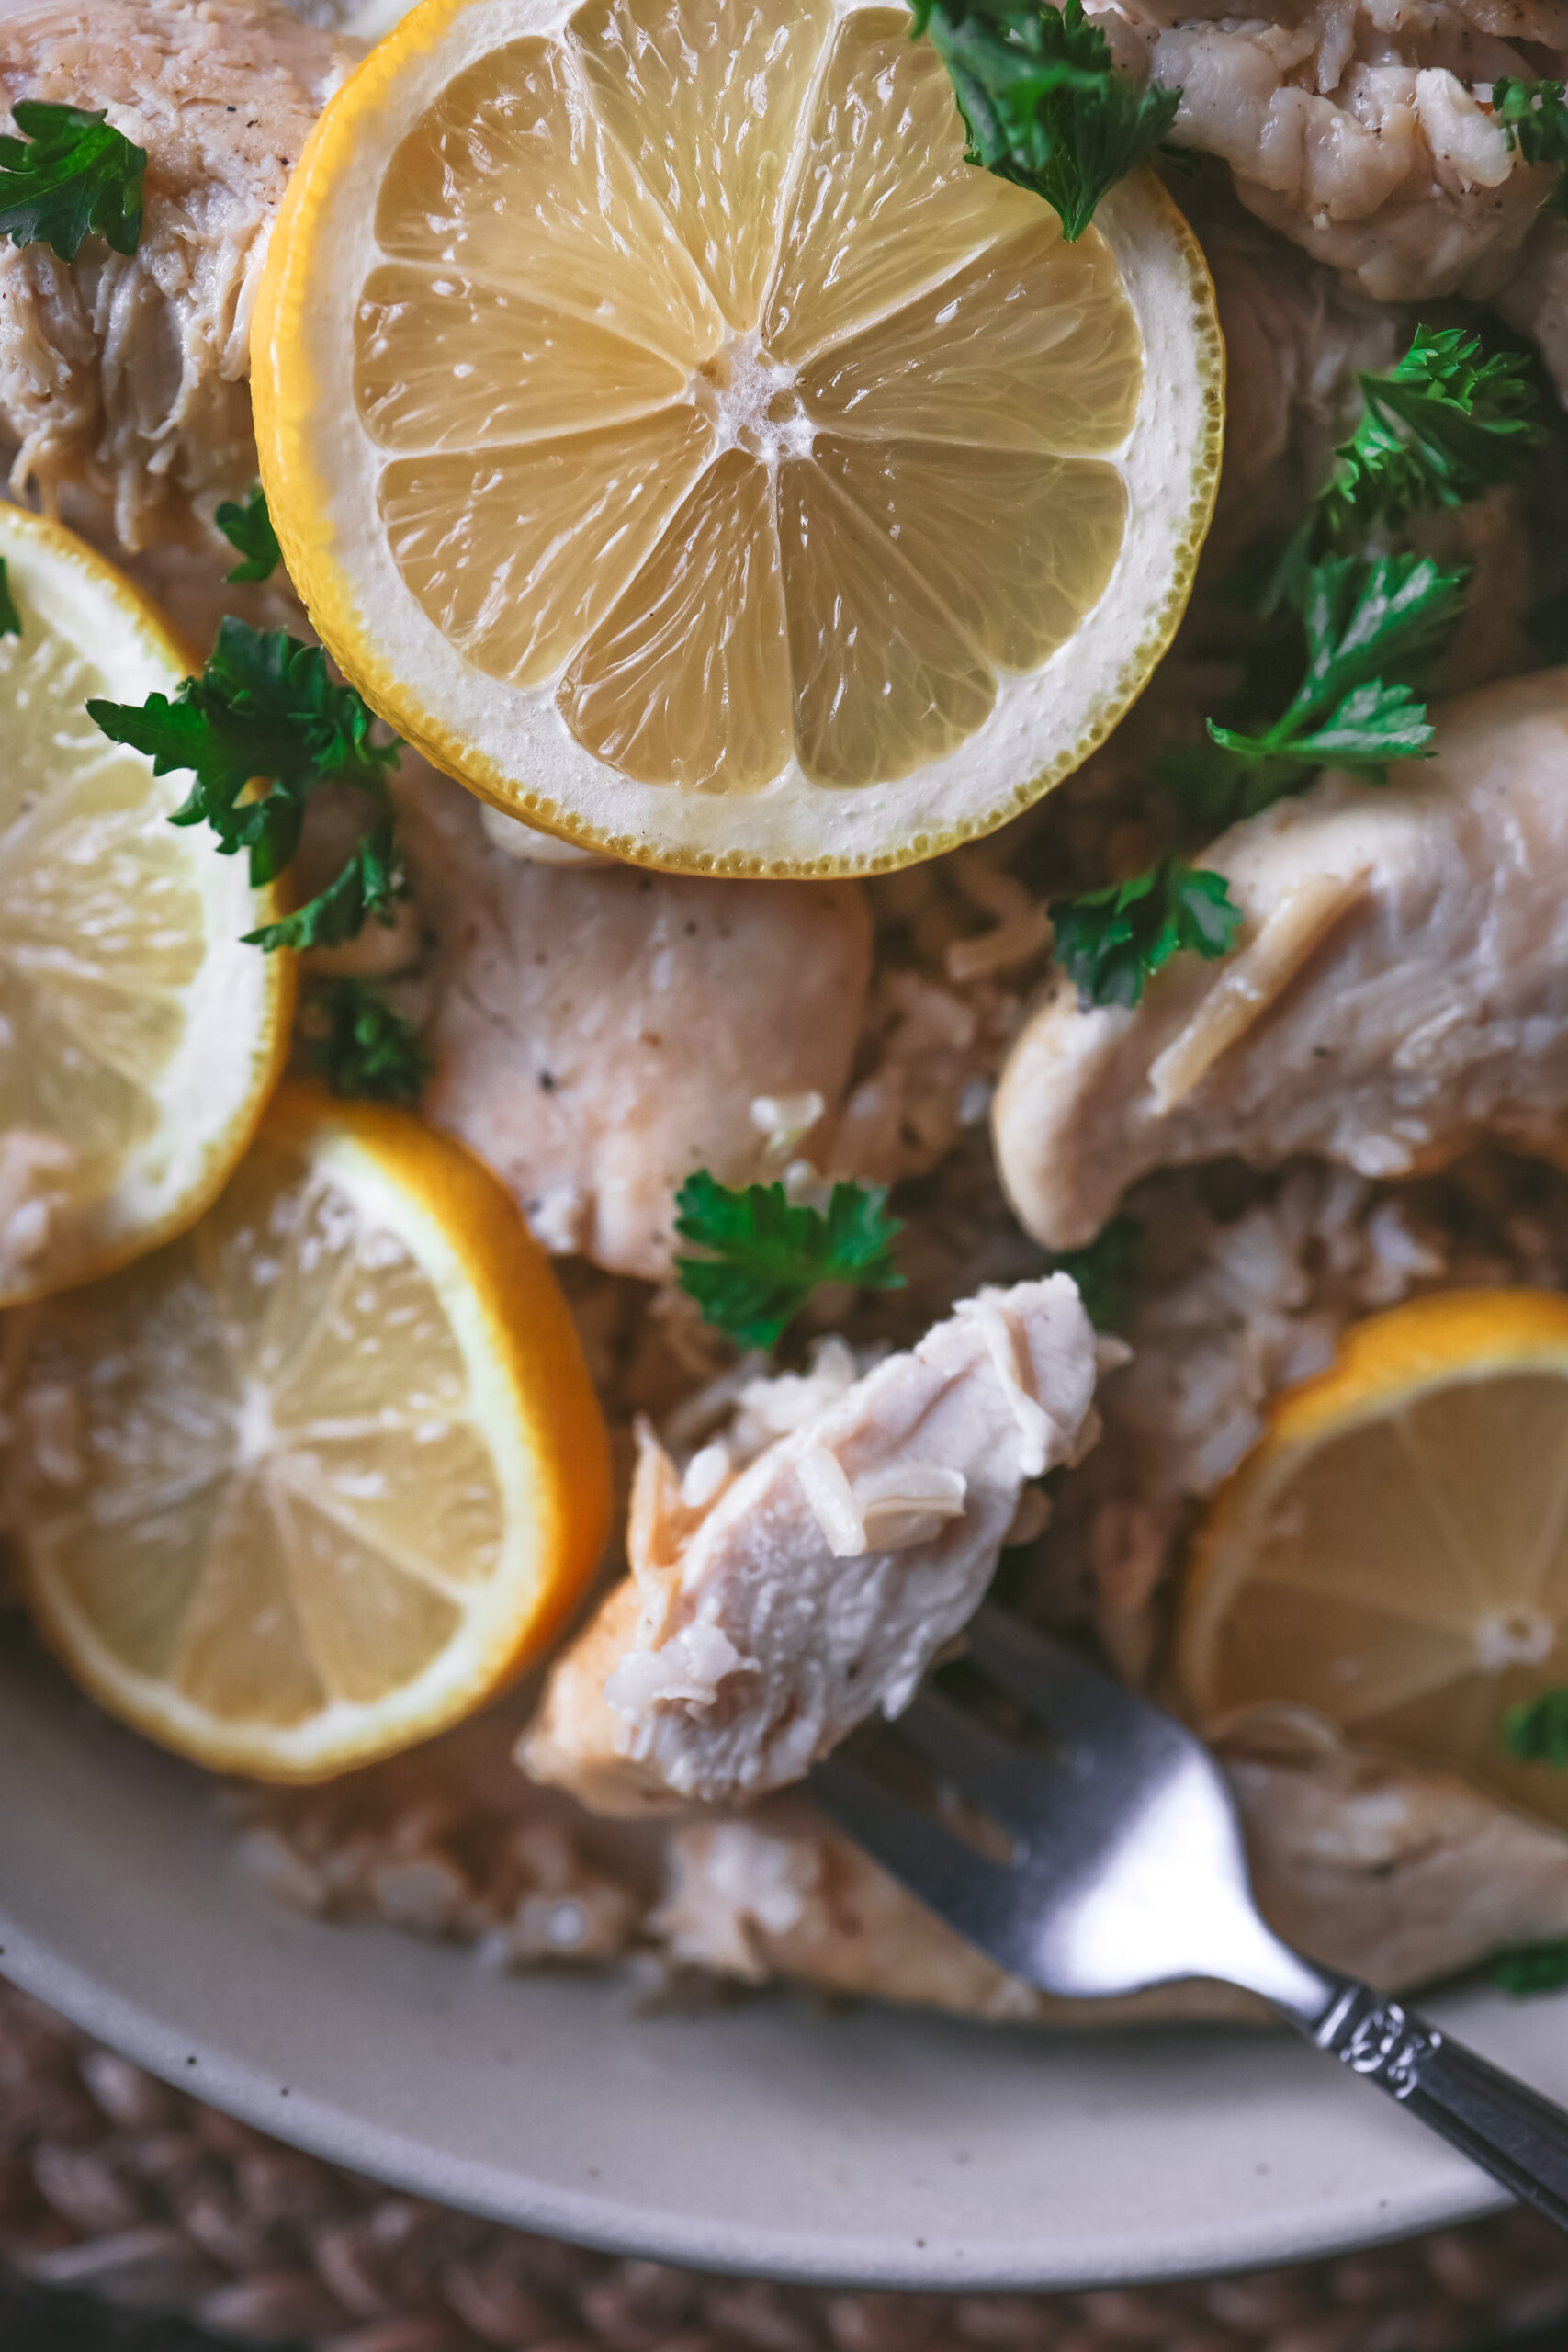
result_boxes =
[0,1623,1543,2290]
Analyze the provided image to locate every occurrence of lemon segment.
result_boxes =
[11,1084,613,1781]
[0,505,291,1307]
[1179,1290,1568,1832]
[254,0,1223,876]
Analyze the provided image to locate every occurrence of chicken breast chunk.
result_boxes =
[0,0,348,546]
[519,1278,1100,1814]
[1120,0,1565,301]
[398,769,874,1280]
[994,669,1568,1252]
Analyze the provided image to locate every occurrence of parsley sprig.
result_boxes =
[1047,1214,1141,1330]
[0,101,145,260]
[911,0,1179,239]
[0,559,19,641]
[215,483,282,585]
[305,978,430,1103]
[1049,857,1240,1010]
[1199,550,1469,793]
[1500,1687,1568,1769]
[1318,328,1546,541]
[1493,78,1568,218]
[673,1170,904,1350]
[86,617,404,954]
[1492,1939,1568,1996]
[1169,327,1538,831]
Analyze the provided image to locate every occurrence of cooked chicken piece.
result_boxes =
[0,0,349,548]
[656,1799,1262,2023]
[519,1278,1100,1814]
[1224,1706,1568,1989]
[993,669,1568,1252]
[1498,210,1568,406]
[396,767,874,1279]
[1114,0,1565,301]
[1202,209,1402,563]
[657,1707,1568,2015]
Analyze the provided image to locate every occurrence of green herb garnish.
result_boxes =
[306,977,429,1103]
[1206,552,1467,777]
[1494,78,1568,217]
[0,559,19,640]
[87,617,403,954]
[215,483,283,585]
[1049,857,1240,1010]
[247,818,406,954]
[0,101,145,260]
[1047,1214,1141,1330]
[673,1170,904,1350]
[1500,1687,1568,1770]
[1171,549,1469,829]
[1492,1939,1568,1996]
[1319,327,1546,542]
[911,0,1179,239]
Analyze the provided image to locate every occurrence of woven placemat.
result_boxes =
[2,1981,1567,2352]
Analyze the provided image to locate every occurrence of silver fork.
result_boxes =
[813,1601,1568,2231]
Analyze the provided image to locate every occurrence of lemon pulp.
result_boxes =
[1181,1291,1568,1831]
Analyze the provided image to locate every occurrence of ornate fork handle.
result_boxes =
[1303,1983,1568,2233]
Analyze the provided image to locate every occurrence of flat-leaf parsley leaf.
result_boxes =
[0,101,145,260]
[0,558,19,640]
[1047,1214,1141,1330]
[1492,1939,1568,1995]
[1500,1686,1568,1769]
[912,0,1179,239]
[1493,77,1568,217]
[215,482,283,584]
[87,616,404,953]
[674,1170,904,1350]
[305,977,430,1103]
[1319,326,1546,541]
[1049,857,1240,1009]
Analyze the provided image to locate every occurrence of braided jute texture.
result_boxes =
[3,1985,1568,2352]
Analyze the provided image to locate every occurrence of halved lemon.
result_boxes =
[8,1083,612,1780]
[254,0,1222,876]
[0,505,291,1306]
[1179,1290,1568,1830]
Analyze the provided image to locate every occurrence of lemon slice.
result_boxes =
[9,1084,613,1781]
[1179,1290,1568,1831]
[254,0,1222,877]
[0,505,291,1306]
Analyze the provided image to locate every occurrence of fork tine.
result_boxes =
[966,1602,1171,1750]
[811,1750,1017,1927]
[895,1686,1059,1838]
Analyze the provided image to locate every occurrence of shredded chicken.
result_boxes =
[1114,0,1567,301]
[0,0,350,548]
[395,766,874,1280]
[993,668,1568,1252]
[518,1277,1100,1814]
